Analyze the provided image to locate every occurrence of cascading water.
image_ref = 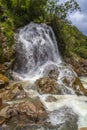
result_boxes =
[14,23,61,73]
[11,22,87,130]
[14,23,76,84]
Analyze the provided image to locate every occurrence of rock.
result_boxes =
[65,53,87,77]
[0,82,27,101]
[35,77,61,94]
[43,63,59,80]
[48,106,78,130]
[0,74,9,89]
[72,77,87,96]
[79,128,87,130]
[45,96,57,102]
[62,76,87,96]
[0,116,6,125]
[9,70,23,81]
[0,98,2,107]
[0,105,10,118]
[5,97,48,127]
[48,70,58,80]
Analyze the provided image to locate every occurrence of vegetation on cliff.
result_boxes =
[0,0,87,64]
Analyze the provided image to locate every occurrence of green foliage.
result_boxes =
[46,0,80,22]
[74,46,87,59]
[52,19,87,59]
[1,0,86,63]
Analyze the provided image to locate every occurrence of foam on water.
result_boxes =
[13,23,87,129]
[14,22,77,84]
[39,94,87,128]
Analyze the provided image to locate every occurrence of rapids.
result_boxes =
[10,22,87,129]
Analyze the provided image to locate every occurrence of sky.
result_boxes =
[62,0,87,35]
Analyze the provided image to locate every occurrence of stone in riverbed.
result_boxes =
[35,77,61,94]
[72,77,87,96]
[48,107,78,130]
[45,96,57,102]
[63,76,87,96]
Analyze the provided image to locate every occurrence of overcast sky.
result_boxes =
[62,0,87,35]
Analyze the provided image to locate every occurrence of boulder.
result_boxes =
[35,77,61,94]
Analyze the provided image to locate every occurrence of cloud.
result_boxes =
[68,11,87,35]
[60,0,87,35]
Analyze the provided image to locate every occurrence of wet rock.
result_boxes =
[0,116,6,125]
[0,74,9,89]
[48,69,58,80]
[0,98,2,107]
[72,77,87,96]
[35,77,61,94]
[48,107,78,130]
[9,70,23,81]
[45,96,57,102]
[62,76,87,96]
[65,53,87,77]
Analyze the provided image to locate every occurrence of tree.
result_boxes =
[46,0,80,21]
[7,0,80,22]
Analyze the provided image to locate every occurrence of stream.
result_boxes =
[0,23,87,130]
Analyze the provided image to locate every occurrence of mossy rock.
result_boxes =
[0,74,9,89]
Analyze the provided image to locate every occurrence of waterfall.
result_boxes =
[13,22,77,83]
[11,23,87,129]
[14,23,61,73]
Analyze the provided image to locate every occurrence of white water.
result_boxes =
[40,94,87,128]
[13,23,87,129]
[14,23,77,82]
